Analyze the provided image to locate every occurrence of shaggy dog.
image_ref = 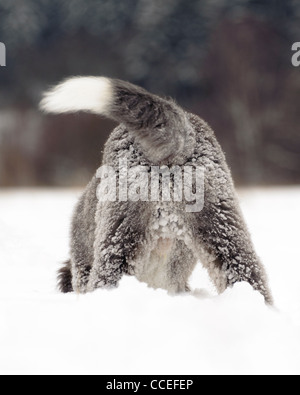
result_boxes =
[40,76,273,304]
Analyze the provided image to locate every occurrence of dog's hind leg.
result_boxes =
[62,177,98,294]
[87,201,149,291]
[195,202,273,304]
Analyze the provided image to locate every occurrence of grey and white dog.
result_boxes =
[40,76,273,304]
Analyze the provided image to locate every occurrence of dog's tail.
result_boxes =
[57,260,73,293]
[40,76,190,162]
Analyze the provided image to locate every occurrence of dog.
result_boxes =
[40,76,273,304]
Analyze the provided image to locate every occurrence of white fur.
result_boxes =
[39,76,113,115]
[137,237,174,291]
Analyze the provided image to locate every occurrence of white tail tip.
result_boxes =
[39,76,113,115]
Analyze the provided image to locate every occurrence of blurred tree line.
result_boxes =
[0,0,299,186]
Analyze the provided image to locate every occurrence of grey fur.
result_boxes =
[43,77,272,304]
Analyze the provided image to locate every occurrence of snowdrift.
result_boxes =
[0,188,299,375]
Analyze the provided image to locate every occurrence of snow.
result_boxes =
[0,187,300,375]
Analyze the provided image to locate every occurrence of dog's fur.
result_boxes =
[40,76,273,304]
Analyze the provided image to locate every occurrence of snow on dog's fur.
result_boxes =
[40,76,273,304]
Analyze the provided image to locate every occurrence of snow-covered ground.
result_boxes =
[0,187,299,375]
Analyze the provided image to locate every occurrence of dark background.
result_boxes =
[0,0,299,187]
